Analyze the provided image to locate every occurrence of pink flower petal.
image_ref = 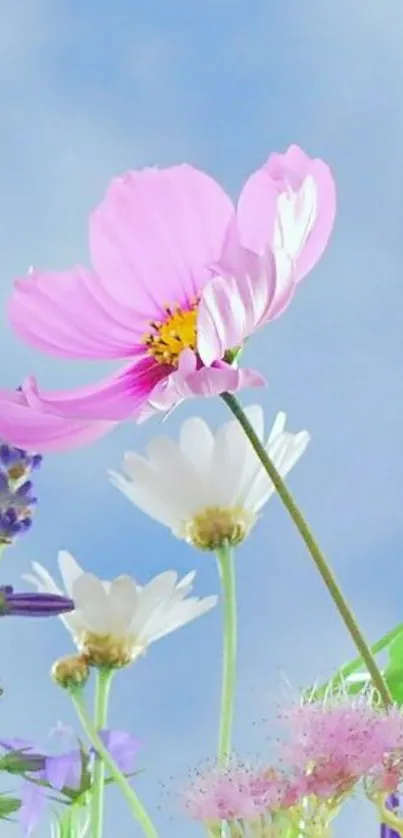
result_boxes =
[237,166,279,257]
[217,199,296,324]
[197,275,246,366]
[89,165,234,314]
[9,267,145,359]
[237,143,336,283]
[198,245,277,365]
[26,358,168,421]
[0,386,115,452]
[145,350,265,414]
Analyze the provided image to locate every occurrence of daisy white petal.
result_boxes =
[58,551,85,598]
[111,406,310,551]
[24,554,215,668]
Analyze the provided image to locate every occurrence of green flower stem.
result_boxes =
[216,546,237,762]
[91,668,114,838]
[55,806,90,838]
[221,391,392,707]
[70,688,159,838]
[376,799,403,837]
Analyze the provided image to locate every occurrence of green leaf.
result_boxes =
[388,632,403,668]
[0,748,44,775]
[0,793,21,819]
[306,622,403,702]
[104,768,143,786]
[380,633,403,705]
[383,663,403,706]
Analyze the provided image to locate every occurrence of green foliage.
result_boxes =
[51,807,89,838]
[306,622,403,702]
[0,792,21,820]
[381,630,403,705]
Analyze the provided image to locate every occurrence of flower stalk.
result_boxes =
[221,392,392,707]
[216,546,237,762]
[70,688,159,838]
[377,800,403,837]
[91,668,114,838]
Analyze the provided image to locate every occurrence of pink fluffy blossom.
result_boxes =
[182,762,301,824]
[281,699,403,798]
[1,145,335,451]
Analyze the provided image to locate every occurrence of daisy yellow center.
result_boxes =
[142,302,198,366]
[78,630,146,669]
[184,506,256,551]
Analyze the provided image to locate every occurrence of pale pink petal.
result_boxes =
[145,350,265,414]
[25,358,168,420]
[237,166,278,257]
[265,262,297,320]
[89,165,234,313]
[237,144,336,282]
[198,247,277,365]
[0,386,115,452]
[288,156,336,281]
[208,214,245,278]
[218,209,296,323]
[8,267,146,359]
[197,275,246,366]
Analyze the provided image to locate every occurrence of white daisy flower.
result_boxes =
[23,551,217,668]
[109,406,310,551]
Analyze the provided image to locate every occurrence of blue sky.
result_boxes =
[1,0,403,834]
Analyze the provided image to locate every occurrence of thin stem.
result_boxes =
[91,668,113,838]
[71,689,159,838]
[55,806,90,838]
[221,392,392,707]
[216,546,237,762]
[377,803,403,837]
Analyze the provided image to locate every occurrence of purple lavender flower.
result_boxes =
[0,442,42,545]
[0,730,140,835]
[0,586,73,617]
[381,794,400,838]
[0,444,42,479]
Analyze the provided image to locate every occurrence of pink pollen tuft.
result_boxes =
[182,762,302,823]
[281,700,403,797]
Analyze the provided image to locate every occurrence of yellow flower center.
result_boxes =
[8,464,27,481]
[78,631,146,669]
[142,302,198,366]
[183,506,256,551]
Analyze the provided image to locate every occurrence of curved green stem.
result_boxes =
[221,392,392,707]
[91,668,113,838]
[376,800,403,837]
[70,689,159,838]
[216,546,237,762]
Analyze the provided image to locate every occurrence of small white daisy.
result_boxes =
[23,551,217,667]
[109,406,310,551]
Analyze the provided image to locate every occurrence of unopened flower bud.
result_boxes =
[51,654,90,689]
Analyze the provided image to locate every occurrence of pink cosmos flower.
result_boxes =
[2,145,335,451]
[281,699,403,799]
